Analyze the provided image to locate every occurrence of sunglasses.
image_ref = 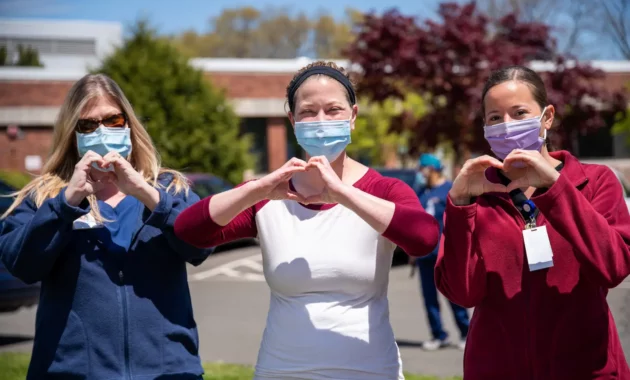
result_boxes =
[76,113,127,134]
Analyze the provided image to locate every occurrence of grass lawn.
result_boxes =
[0,352,461,380]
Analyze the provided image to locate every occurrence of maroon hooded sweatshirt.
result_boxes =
[436,151,630,380]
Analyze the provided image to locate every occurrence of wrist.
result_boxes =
[334,183,355,205]
[65,187,86,207]
[135,182,160,210]
[243,180,267,204]
[448,190,471,206]
[545,171,561,188]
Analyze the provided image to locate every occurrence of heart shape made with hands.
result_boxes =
[88,159,117,184]
[296,157,340,205]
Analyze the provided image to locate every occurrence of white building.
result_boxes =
[0,18,122,71]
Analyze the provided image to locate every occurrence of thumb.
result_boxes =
[486,182,508,193]
[506,178,528,193]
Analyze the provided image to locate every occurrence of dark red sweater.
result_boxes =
[436,151,630,380]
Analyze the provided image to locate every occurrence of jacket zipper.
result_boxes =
[500,198,535,379]
[119,270,131,380]
[120,213,147,380]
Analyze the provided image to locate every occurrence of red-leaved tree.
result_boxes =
[344,1,628,163]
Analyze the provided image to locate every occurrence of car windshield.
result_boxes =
[190,176,233,198]
[375,169,417,188]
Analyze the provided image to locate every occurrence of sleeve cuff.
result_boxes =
[446,194,477,218]
[531,173,572,211]
[52,188,91,222]
[145,187,174,228]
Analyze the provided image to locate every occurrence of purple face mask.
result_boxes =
[484,107,547,162]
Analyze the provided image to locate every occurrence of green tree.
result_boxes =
[612,82,630,145]
[96,20,254,184]
[169,6,361,59]
[15,45,43,67]
[313,9,363,58]
[348,93,426,166]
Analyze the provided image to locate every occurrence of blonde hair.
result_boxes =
[2,74,189,223]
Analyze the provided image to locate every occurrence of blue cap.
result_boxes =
[419,153,442,170]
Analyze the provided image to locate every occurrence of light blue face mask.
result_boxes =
[294,119,351,163]
[76,126,132,172]
[415,172,427,190]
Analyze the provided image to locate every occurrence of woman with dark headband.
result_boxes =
[174,61,439,379]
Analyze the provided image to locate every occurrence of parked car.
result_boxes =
[184,173,258,252]
[185,172,234,199]
[374,168,419,191]
[0,179,41,312]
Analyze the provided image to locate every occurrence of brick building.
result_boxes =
[1,19,630,180]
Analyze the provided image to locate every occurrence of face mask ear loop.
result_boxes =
[539,106,548,122]
[540,106,548,141]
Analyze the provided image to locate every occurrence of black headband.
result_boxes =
[287,66,357,112]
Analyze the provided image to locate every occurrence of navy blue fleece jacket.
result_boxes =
[0,174,213,379]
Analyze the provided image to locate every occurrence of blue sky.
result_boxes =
[0,0,443,34]
[0,0,622,59]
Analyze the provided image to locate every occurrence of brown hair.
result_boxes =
[286,61,356,113]
[481,65,548,117]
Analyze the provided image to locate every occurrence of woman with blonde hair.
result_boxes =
[0,74,213,379]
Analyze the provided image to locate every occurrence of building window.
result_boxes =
[0,37,97,56]
[240,117,268,172]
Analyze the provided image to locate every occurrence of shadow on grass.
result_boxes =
[0,352,462,380]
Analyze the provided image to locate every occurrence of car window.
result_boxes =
[208,177,233,193]
[375,169,417,189]
[191,181,214,199]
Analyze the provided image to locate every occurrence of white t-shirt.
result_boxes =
[173,169,440,380]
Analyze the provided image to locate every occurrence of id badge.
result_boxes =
[73,213,104,230]
[523,225,554,271]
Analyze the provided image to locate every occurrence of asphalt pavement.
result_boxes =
[2,245,630,378]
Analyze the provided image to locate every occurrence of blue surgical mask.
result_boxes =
[415,172,427,190]
[76,126,132,172]
[294,119,351,162]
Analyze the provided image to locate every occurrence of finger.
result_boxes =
[105,156,125,167]
[77,153,104,171]
[309,156,330,166]
[486,182,508,193]
[285,191,306,202]
[468,155,503,171]
[281,165,306,177]
[506,177,529,192]
[284,157,308,168]
[503,152,533,172]
[477,155,504,168]
[306,161,325,171]
[81,150,103,162]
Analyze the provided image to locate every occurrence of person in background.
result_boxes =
[0,74,213,379]
[173,61,439,380]
[436,65,630,379]
[412,153,469,351]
